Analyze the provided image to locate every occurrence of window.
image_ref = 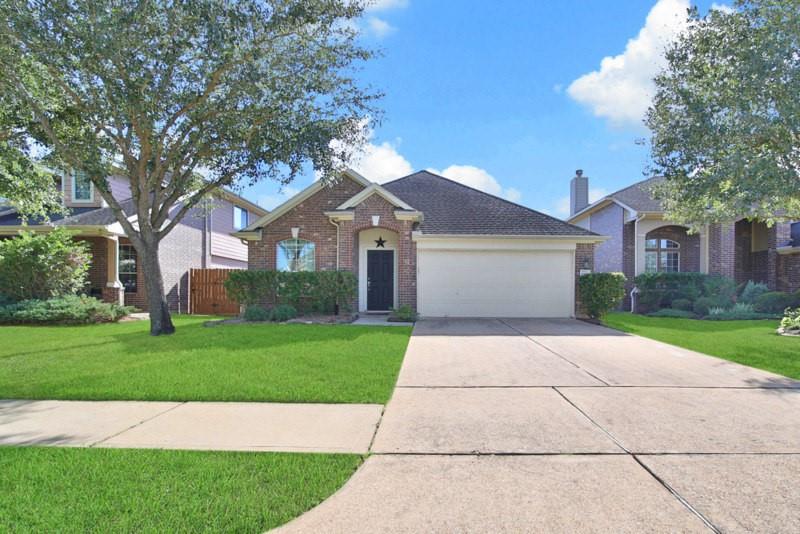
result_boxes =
[276,239,315,272]
[645,238,680,273]
[72,170,93,202]
[234,206,248,230]
[119,244,138,293]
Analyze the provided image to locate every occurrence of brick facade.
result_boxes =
[247,179,420,311]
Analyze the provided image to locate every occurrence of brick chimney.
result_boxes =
[570,169,589,216]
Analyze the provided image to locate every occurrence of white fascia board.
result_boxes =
[242,168,372,231]
[412,233,609,251]
[230,230,263,241]
[337,184,415,211]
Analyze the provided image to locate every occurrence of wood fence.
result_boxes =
[189,268,240,315]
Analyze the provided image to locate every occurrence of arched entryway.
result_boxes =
[357,228,399,312]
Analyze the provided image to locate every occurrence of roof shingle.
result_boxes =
[383,171,598,236]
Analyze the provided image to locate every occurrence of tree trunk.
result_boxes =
[138,240,175,336]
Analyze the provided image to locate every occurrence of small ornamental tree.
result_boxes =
[0,229,90,302]
[578,272,626,320]
[0,0,378,335]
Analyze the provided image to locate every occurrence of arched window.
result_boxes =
[645,238,680,273]
[276,239,315,272]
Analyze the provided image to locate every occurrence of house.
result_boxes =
[566,170,800,306]
[0,170,266,311]
[235,169,605,318]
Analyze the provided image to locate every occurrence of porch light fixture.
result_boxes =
[291,227,300,239]
[371,215,380,227]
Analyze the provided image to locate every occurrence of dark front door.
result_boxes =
[367,250,394,311]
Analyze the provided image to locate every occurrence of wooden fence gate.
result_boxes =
[189,268,240,315]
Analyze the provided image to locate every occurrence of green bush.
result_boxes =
[225,271,357,314]
[753,291,800,314]
[780,308,800,333]
[634,273,736,314]
[0,296,133,325]
[271,304,297,322]
[389,304,417,322]
[739,281,769,304]
[648,308,696,318]
[0,229,91,302]
[693,296,715,317]
[633,272,707,312]
[243,305,272,322]
[671,298,693,311]
[705,303,776,321]
[578,272,626,319]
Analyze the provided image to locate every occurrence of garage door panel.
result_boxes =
[418,249,573,318]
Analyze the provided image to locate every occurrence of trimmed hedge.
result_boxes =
[578,272,626,319]
[753,291,800,314]
[0,296,133,325]
[224,270,357,314]
[634,272,735,314]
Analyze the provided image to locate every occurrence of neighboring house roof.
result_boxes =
[568,176,665,223]
[382,171,598,236]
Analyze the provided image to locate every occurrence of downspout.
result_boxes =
[328,218,340,270]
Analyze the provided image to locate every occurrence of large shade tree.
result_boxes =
[647,0,800,226]
[0,0,378,334]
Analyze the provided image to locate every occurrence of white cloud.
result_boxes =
[351,138,413,183]
[549,188,609,219]
[710,3,734,13]
[366,0,408,11]
[365,16,395,38]
[258,186,300,211]
[567,0,690,127]
[428,165,522,202]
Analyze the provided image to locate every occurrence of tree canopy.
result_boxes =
[647,0,800,225]
[0,0,378,334]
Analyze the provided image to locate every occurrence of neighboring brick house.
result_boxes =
[0,171,266,312]
[236,169,605,318]
[566,171,800,308]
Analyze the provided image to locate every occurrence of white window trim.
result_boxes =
[71,170,95,203]
[234,206,248,231]
[276,238,316,272]
[645,239,680,273]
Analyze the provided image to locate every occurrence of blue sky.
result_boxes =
[244,0,725,219]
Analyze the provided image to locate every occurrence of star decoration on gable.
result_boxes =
[375,236,386,248]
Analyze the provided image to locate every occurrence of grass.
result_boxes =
[603,312,800,380]
[0,315,411,403]
[0,447,361,533]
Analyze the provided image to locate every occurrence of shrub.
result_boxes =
[578,272,626,319]
[271,304,297,322]
[633,272,706,312]
[648,308,696,318]
[693,296,715,317]
[753,291,800,314]
[739,281,769,304]
[389,304,417,322]
[780,308,800,333]
[225,271,357,314]
[0,229,91,302]
[0,296,133,325]
[702,275,737,306]
[243,305,272,322]
[706,303,776,321]
[671,298,693,311]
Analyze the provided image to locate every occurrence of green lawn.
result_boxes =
[0,316,411,403]
[0,447,361,533]
[604,312,800,380]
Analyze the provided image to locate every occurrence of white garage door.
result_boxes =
[417,248,574,318]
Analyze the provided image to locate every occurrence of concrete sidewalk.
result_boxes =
[0,400,382,453]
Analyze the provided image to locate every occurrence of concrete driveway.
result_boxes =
[278,318,800,533]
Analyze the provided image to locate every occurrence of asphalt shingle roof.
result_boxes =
[0,199,135,227]
[383,171,598,236]
[603,176,665,213]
